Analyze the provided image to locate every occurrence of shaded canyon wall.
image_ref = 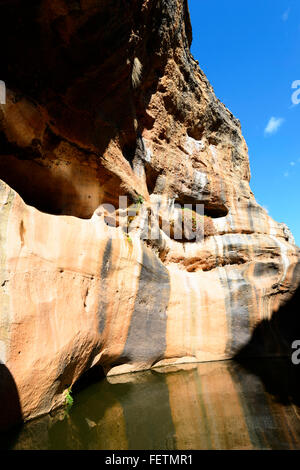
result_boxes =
[0,0,299,428]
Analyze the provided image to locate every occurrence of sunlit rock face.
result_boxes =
[0,0,299,428]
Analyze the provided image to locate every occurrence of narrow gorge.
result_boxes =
[0,0,299,433]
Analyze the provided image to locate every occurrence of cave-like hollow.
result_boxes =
[0,153,126,219]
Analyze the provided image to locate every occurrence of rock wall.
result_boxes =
[0,0,299,429]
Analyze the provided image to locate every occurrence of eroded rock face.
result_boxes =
[0,0,299,428]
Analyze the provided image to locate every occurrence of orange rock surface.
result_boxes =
[0,0,299,429]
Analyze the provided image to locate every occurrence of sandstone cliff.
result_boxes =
[0,0,299,430]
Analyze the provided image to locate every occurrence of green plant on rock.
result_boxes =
[65,386,74,409]
[135,194,144,205]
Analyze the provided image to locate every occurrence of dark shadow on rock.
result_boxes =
[0,363,23,448]
[235,284,300,407]
[0,0,190,216]
[72,364,105,395]
[235,285,300,359]
[0,154,80,217]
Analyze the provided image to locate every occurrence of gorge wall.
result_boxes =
[0,0,299,430]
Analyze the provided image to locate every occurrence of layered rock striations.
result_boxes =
[0,0,299,428]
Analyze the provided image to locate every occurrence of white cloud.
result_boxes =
[282,8,290,22]
[290,161,296,166]
[264,117,285,135]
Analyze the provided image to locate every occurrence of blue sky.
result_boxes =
[189,0,300,245]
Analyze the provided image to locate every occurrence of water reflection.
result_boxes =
[4,360,300,450]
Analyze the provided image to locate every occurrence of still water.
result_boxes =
[3,359,300,450]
